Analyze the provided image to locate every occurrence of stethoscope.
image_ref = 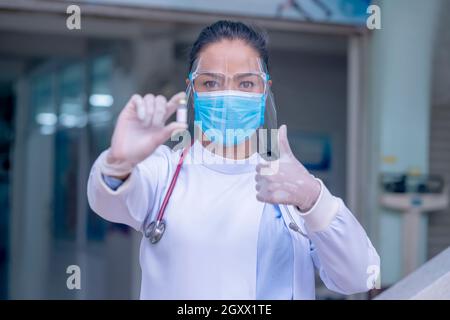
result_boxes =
[143,140,308,244]
[144,142,192,244]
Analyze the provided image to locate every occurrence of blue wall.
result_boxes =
[369,0,442,285]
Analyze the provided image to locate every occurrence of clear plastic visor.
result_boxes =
[184,56,278,159]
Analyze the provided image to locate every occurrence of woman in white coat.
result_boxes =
[87,20,380,300]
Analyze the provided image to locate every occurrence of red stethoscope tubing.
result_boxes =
[154,142,192,222]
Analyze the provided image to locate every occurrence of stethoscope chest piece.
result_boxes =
[143,143,191,244]
[146,220,166,244]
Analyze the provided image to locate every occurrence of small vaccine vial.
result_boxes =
[176,98,188,124]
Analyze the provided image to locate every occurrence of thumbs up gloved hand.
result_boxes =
[101,92,188,179]
[255,124,322,212]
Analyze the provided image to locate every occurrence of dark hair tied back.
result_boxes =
[189,20,269,72]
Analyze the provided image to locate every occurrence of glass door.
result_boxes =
[10,55,117,299]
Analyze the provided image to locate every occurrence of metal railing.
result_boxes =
[376,246,450,300]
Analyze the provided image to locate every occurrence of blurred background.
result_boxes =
[0,0,449,299]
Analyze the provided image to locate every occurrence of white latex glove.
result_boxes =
[255,124,322,212]
[101,92,188,178]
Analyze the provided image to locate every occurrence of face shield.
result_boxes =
[184,56,278,160]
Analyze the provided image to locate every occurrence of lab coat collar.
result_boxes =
[185,140,261,175]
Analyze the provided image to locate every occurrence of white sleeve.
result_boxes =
[87,145,174,232]
[295,180,381,295]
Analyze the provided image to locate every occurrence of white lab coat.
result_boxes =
[87,141,380,299]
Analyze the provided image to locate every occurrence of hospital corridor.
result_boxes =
[0,0,449,301]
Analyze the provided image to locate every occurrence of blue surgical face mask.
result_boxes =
[194,90,266,146]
